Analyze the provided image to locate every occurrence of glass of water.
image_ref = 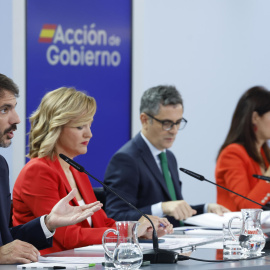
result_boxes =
[103,236,118,269]
[223,222,243,260]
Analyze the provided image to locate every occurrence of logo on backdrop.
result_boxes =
[38,23,121,67]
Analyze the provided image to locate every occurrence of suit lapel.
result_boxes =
[46,158,76,205]
[134,134,172,199]
[47,158,93,227]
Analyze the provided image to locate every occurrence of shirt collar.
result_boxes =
[140,132,165,157]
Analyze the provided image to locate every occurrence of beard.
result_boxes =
[0,124,17,148]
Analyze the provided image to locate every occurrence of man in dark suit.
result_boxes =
[104,85,229,227]
[0,73,102,264]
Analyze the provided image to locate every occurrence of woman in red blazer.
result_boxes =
[216,86,270,211]
[12,87,173,255]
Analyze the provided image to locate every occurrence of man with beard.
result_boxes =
[0,73,103,264]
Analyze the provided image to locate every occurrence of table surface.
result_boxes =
[2,242,270,269]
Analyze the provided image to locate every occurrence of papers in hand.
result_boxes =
[184,210,270,228]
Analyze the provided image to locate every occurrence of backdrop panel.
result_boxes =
[26,0,131,185]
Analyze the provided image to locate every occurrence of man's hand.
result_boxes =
[137,215,173,239]
[0,240,39,264]
[207,203,230,216]
[161,200,196,220]
[45,188,102,232]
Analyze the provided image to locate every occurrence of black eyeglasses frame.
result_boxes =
[145,113,187,131]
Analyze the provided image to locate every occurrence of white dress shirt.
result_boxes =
[40,215,55,238]
[140,132,207,217]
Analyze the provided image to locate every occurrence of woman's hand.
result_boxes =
[137,215,173,239]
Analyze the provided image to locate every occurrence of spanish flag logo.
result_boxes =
[39,24,57,43]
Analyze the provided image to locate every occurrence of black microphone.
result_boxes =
[179,167,270,210]
[253,174,270,181]
[59,154,181,264]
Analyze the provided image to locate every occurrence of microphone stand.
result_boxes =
[179,168,270,250]
[179,168,270,210]
[253,174,270,182]
[60,154,181,263]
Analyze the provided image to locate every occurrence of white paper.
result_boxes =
[17,262,90,269]
[74,244,105,251]
[17,256,104,269]
[184,229,223,235]
[75,237,221,251]
[184,210,270,228]
[38,256,104,263]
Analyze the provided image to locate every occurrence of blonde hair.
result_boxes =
[28,87,97,160]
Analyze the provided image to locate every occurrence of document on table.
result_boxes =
[74,237,221,251]
[173,226,223,235]
[184,210,270,228]
[74,244,106,251]
[182,229,223,235]
[139,237,221,250]
[17,262,89,269]
[17,256,104,269]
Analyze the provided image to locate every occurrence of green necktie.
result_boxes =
[159,152,177,201]
[159,152,184,226]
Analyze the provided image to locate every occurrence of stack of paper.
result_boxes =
[184,210,270,228]
[74,236,221,252]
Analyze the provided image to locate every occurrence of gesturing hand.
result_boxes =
[45,188,102,231]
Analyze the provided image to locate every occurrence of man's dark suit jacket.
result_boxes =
[104,133,204,227]
[0,155,52,249]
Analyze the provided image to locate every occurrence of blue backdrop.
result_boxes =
[26,0,131,185]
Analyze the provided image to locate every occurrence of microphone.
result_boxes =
[179,168,270,209]
[59,154,181,264]
[253,174,270,181]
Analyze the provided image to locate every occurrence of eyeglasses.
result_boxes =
[145,113,187,131]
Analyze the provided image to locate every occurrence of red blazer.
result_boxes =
[12,157,116,255]
[215,143,270,211]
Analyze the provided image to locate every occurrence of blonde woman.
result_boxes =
[12,87,173,255]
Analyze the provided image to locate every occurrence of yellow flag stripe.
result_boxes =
[40,29,55,38]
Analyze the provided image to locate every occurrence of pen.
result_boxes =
[22,267,66,270]
[40,267,66,270]
[77,264,96,269]
[49,267,66,269]
[184,227,221,231]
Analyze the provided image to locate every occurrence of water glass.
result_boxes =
[102,221,143,270]
[223,222,243,259]
[228,209,266,255]
[103,236,118,269]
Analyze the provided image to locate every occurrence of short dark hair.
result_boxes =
[140,85,183,115]
[0,74,19,98]
[217,86,270,164]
